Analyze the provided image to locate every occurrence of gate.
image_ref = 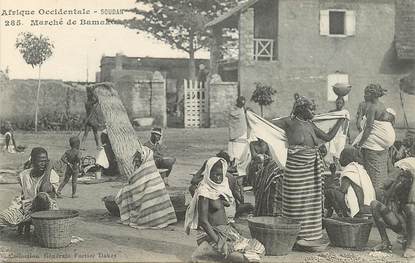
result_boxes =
[184,80,208,128]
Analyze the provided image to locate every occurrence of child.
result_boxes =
[57,136,81,198]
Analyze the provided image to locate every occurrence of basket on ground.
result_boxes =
[248,216,300,256]
[31,210,79,248]
[103,195,120,217]
[323,217,372,248]
[168,187,187,221]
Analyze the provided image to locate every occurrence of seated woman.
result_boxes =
[0,147,59,234]
[324,147,376,218]
[185,157,265,263]
[189,151,253,221]
[371,157,415,258]
[1,121,25,153]
[248,138,283,217]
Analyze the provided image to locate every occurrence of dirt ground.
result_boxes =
[0,129,413,262]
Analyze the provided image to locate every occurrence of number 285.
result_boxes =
[4,20,22,26]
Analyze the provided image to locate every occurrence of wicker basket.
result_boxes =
[323,217,373,248]
[248,216,300,256]
[102,195,120,217]
[32,210,79,248]
[168,188,187,221]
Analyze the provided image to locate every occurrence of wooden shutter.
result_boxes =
[345,10,356,36]
[320,10,330,36]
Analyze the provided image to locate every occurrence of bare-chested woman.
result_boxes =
[185,157,265,262]
[272,94,345,243]
[353,84,396,201]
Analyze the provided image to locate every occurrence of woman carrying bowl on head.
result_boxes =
[352,84,396,201]
[272,94,346,244]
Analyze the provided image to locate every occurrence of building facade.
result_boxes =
[97,54,209,127]
[207,0,415,127]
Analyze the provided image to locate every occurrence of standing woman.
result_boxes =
[272,94,345,243]
[354,84,396,201]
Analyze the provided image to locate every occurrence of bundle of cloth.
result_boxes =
[245,110,350,168]
[352,108,396,151]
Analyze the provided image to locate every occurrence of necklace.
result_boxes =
[295,117,309,123]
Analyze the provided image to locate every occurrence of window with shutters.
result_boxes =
[320,9,356,37]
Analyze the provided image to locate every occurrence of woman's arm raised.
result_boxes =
[312,119,345,142]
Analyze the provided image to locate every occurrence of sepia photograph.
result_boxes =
[1,0,415,262]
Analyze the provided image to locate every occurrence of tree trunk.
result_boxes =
[260,105,264,117]
[188,30,196,80]
[34,66,42,132]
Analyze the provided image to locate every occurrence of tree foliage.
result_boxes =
[15,32,54,132]
[15,32,54,68]
[110,0,238,78]
[251,83,277,116]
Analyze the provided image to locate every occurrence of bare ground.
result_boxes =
[0,129,412,262]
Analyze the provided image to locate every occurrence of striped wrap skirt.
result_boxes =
[282,146,324,241]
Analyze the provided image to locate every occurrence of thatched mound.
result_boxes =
[92,83,142,179]
[400,71,415,95]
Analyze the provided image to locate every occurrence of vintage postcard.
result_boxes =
[1,0,415,262]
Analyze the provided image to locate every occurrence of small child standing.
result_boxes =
[57,136,81,198]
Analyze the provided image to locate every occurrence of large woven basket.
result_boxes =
[248,216,300,256]
[168,187,187,221]
[103,195,120,217]
[32,210,79,248]
[323,217,372,248]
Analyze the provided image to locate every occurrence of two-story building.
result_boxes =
[207,0,415,127]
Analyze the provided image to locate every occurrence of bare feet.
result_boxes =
[372,242,392,252]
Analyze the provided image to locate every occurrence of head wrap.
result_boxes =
[184,157,234,234]
[216,150,231,164]
[386,108,396,117]
[365,84,387,98]
[291,93,315,118]
[151,127,162,136]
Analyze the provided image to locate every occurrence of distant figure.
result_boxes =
[228,96,250,178]
[327,96,350,166]
[57,136,81,198]
[1,121,25,153]
[96,130,120,177]
[144,128,176,186]
[82,86,101,148]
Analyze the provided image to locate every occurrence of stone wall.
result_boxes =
[209,75,238,127]
[0,79,86,124]
[236,0,415,127]
[112,71,167,127]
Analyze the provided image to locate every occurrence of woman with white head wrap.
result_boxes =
[185,157,265,262]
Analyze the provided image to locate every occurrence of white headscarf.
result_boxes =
[184,157,234,234]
